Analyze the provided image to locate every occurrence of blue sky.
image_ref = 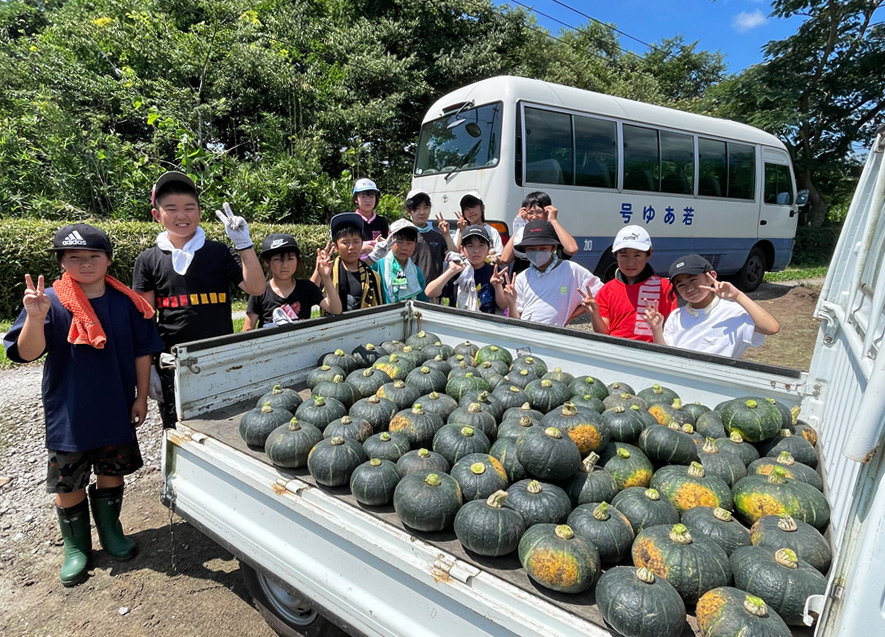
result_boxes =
[496,0,807,73]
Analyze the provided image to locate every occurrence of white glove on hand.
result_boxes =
[215,202,253,250]
[148,366,163,402]
[367,235,394,262]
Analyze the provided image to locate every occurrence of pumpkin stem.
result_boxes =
[477,391,489,401]
[635,568,656,584]
[543,426,563,439]
[629,404,641,412]
[424,473,441,487]
[644,488,660,501]
[507,385,521,393]
[540,379,553,388]
[790,405,801,425]
[412,404,424,414]
[669,524,692,544]
[743,595,769,617]
[729,431,746,443]
[668,423,681,431]
[527,480,543,494]
[554,525,574,540]
[288,418,301,431]
[393,379,405,388]
[778,428,792,437]
[368,395,380,404]
[417,330,426,337]
[420,366,430,373]
[518,416,534,428]
[671,398,683,409]
[369,458,382,467]
[616,447,631,459]
[713,507,733,522]
[702,437,720,453]
[687,462,706,478]
[272,384,283,393]
[329,436,345,446]
[745,399,758,409]
[460,426,474,437]
[470,462,486,475]
[613,405,626,414]
[340,415,352,424]
[519,402,532,410]
[366,343,376,350]
[379,432,391,441]
[777,516,799,532]
[652,384,663,394]
[362,369,373,377]
[313,396,326,406]
[776,451,796,466]
[581,452,601,472]
[332,375,344,383]
[775,548,799,568]
[468,402,482,414]
[417,448,430,458]
[561,402,578,416]
[593,502,610,520]
[768,466,789,484]
[259,402,275,414]
[682,424,696,435]
[518,369,529,376]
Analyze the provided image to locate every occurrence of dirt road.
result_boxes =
[0,282,821,636]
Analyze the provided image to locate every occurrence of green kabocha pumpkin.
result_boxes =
[393,470,463,531]
[447,403,497,440]
[307,436,367,487]
[312,375,359,409]
[380,339,405,354]
[482,373,506,391]
[454,490,526,557]
[541,402,609,455]
[524,378,572,413]
[787,420,818,447]
[306,364,347,390]
[632,523,732,605]
[490,384,530,412]
[240,403,295,448]
[638,422,699,466]
[396,448,450,477]
[718,397,782,443]
[648,399,696,427]
[681,401,711,422]
[510,354,548,377]
[372,353,416,381]
[681,506,751,556]
[638,384,681,407]
[563,453,619,507]
[765,397,796,430]
[600,404,653,443]
[732,467,831,530]
[405,365,448,395]
[567,502,634,565]
[698,438,748,487]
[504,368,540,390]
[542,367,575,385]
[569,394,606,413]
[349,458,401,506]
[349,395,397,434]
[758,429,819,469]
[596,567,687,637]
[476,359,510,381]
[518,524,600,593]
[607,380,636,396]
[750,515,832,573]
[458,389,505,421]
[489,437,527,482]
[256,385,304,413]
[650,462,733,513]
[264,418,323,469]
[569,375,609,402]
[432,425,491,465]
[388,404,445,449]
[695,411,728,439]
[423,355,452,376]
[475,343,513,366]
[397,345,425,368]
[697,587,791,637]
[405,329,440,351]
[323,415,373,443]
[730,546,827,625]
[294,396,348,431]
[496,416,537,441]
[362,431,411,463]
[447,356,476,373]
[501,402,545,426]
[421,341,455,361]
[715,431,761,467]
[603,392,649,411]
[415,391,459,420]
[611,487,680,533]
[504,479,572,527]
[345,367,391,398]
[376,379,421,410]
[320,349,360,375]
[453,340,480,360]
[516,426,582,481]
[450,453,509,501]
[351,342,384,367]
[747,452,823,491]
[445,372,490,400]
[598,442,654,489]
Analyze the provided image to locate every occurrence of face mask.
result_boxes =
[526,250,553,269]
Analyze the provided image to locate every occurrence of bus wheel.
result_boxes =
[733,246,766,292]
[240,561,346,637]
[594,252,618,283]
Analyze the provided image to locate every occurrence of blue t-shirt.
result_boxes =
[3,288,165,452]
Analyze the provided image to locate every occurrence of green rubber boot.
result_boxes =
[56,499,92,587]
[88,484,137,561]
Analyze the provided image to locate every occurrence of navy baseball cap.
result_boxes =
[669,254,714,279]
[151,171,197,207]
[260,233,300,259]
[49,223,112,255]
[330,212,365,237]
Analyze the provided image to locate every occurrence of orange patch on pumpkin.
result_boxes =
[735,492,788,523]
[487,456,508,481]
[566,425,604,454]
[672,484,720,512]
[388,416,411,433]
[696,589,728,628]
[648,405,672,425]
[622,469,652,488]
[631,536,669,579]
[526,548,581,589]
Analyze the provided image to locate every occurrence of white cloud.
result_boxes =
[732,10,768,33]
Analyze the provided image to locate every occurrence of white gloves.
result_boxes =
[148,366,163,402]
[215,202,253,250]
[367,235,394,262]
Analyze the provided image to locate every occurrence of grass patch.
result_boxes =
[765,266,829,282]
[231,299,248,313]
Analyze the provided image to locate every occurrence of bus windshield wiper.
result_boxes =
[444,140,482,181]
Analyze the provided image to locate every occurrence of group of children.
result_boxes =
[3,170,778,588]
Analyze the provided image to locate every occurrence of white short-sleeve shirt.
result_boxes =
[662,296,765,358]
[515,259,603,327]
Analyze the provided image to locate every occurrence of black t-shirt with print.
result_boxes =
[247,279,324,327]
[443,263,497,314]
[413,227,448,289]
[342,269,364,311]
[361,214,389,243]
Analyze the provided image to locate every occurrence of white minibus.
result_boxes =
[412,75,806,290]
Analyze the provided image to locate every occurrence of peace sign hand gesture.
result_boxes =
[215,202,254,250]
[642,298,664,330]
[23,274,51,319]
[698,272,741,301]
[577,284,600,317]
[454,210,468,231]
[435,213,450,235]
[316,244,334,278]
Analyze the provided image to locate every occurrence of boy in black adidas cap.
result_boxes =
[243,233,342,329]
[132,172,266,427]
[4,223,164,587]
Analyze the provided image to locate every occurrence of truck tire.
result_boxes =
[240,561,347,637]
[732,246,766,292]
[594,251,618,283]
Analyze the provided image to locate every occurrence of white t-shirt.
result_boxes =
[662,296,765,358]
[515,259,603,327]
[454,223,504,256]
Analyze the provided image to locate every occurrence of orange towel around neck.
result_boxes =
[53,272,155,349]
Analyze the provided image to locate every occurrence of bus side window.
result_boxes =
[575,115,617,189]
[524,107,573,185]
[699,138,727,198]
[765,163,794,205]
[623,124,660,192]
[728,143,756,200]
[660,130,693,195]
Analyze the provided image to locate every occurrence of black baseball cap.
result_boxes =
[516,220,560,249]
[330,212,365,237]
[461,224,490,246]
[49,223,112,255]
[151,171,197,207]
[669,254,714,279]
[260,233,300,259]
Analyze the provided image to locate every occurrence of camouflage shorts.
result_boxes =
[46,439,144,493]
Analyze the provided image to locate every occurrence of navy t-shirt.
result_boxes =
[246,279,324,327]
[133,240,243,349]
[3,288,165,452]
[443,263,497,314]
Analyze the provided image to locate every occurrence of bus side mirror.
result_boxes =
[796,190,809,206]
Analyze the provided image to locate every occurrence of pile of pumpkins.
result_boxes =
[238,332,830,637]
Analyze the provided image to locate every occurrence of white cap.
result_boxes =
[459,190,483,207]
[406,188,429,201]
[353,178,379,194]
[612,225,652,252]
[389,218,418,236]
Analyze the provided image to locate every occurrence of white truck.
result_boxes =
[161,126,885,636]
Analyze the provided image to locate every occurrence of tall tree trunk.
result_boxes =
[800,170,829,227]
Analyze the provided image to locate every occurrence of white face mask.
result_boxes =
[525,250,553,269]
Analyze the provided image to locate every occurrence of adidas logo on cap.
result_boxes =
[61,230,87,246]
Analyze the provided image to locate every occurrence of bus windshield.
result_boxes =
[414,102,502,176]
